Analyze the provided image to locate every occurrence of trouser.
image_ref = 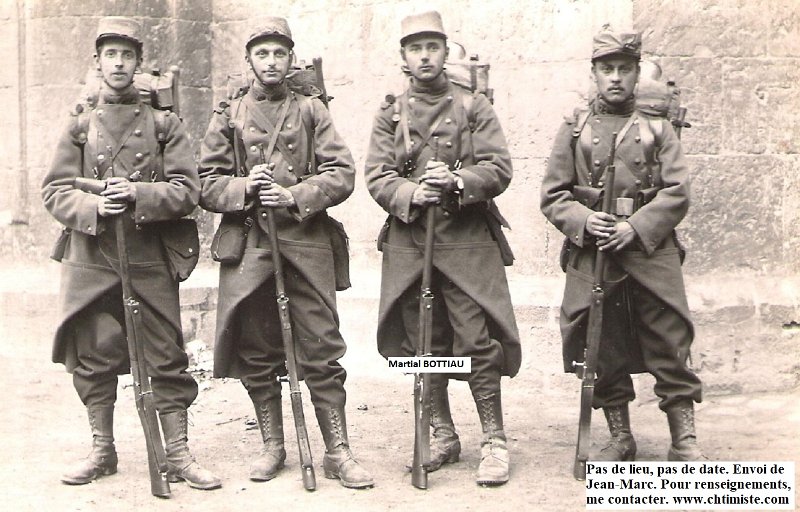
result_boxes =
[235,262,347,408]
[593,278,702,411]
[70,287,198,412]
[398,268,503,399]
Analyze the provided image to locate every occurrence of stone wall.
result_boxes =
[1,0,798,394]
[0,0,215,259]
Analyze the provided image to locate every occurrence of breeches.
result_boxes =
[234,263,347,408]
[398,268,503,399]
[593,278,702,411]
[69,286,198,412]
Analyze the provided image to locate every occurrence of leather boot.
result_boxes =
[160,410,222,490]
[316,407,374,489]
[666,400,707,461]
[475,393,509,486]
[405,381,461,472]
[249,398,286,481]
[594,405,637,461]
[61,406,118,485]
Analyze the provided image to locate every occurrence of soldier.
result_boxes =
[540,26,705,462]
[198,17,373,489]
[41,17,220,489]
[364,11,521,486]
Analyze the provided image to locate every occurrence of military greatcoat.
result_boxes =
[42,87,198,373]
[199,81,354,385]
[365,78,521,378]
[540,101,702,409]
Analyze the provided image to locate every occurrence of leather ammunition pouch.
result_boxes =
[325,214,351,291]
[210,212,253,265]
[50,228,72,262]
[573,185,604,210]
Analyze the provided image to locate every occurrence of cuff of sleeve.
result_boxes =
[289,182,327,221]
[456,167,486,205]
[394,181,420,224]
[77,195,101,235]
[626,217,655,255]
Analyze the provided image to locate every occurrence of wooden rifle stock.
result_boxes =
[411,138,439,489]
[573,132,617,480]
[73,177,171,497]
[259,148,316,491]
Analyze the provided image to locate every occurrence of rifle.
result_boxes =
[572,132,618,481]
[312,57,331,108]
[258,146,317,492]
[73,176,171,498]
[411,138,438,490]
[672,106,690,140]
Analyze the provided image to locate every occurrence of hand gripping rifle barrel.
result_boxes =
[572,132,617,481]
[73,176,171,497]
[258,146,316,491]
[411,138,438,489]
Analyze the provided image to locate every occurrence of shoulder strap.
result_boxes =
[229,97,246,177]
[461,91,477,132]
[638,116,664,187]
[297,95,317,175]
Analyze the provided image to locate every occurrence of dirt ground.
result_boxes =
[1,305,799,512]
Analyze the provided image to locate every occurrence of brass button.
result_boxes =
[445,141,452,147]
[286,123,292,129]
[409,97,415,103]
[445,118,452,124]
[635,136,641,143]
[288,165,294,171]
[97,154,105,161]
[593,137,600,144]
[250,145,258,153]
[134,109,140,116]
[287,143,294,150]
[634,158,641,164]
[594,160,600,166]
[249,127,255,132]
[135,153,144,160]
[447,95,453,101]
[134,129,142,136]
[261,212,267,218]
[598,181,604,187]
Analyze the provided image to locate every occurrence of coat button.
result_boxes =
[134,109,140,116]
[250,145,258,152]
[409,97,415,103]
[594,160,600,166]
[447,95,453,101]
[261,212,267,218]
[287,143,294,150]
[598,181,604,187]
[445,118,452,124]
[593,137,600,144]
[249,126,256,132]
[97,109,104,116]
[445,141,452,147]
[635,136,641,143]
[134,129,142,136]
[634,158,641,164]
[97,154,105,161]
[135,153,144,160]
[305,207,310,213]
[288,165,294,171]
[286,123,292,129]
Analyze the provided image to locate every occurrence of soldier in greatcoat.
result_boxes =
[41,17,220,489]
[198,17,373,489]
[540,26,705,462]
[364,11,521,486]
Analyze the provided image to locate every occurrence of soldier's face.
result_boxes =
[247,40,292,86]
[95,39,140,91]
[401,36,448,82]
[592,57,639,104]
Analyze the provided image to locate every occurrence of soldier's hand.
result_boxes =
[585,212,616,238]
[421,161,457,191]
[597,221,638,252]
[246,164,274,197]
[411,182,442,206]
[101,177,136,202]
[97,197,127,217]
[259,183,295,208]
